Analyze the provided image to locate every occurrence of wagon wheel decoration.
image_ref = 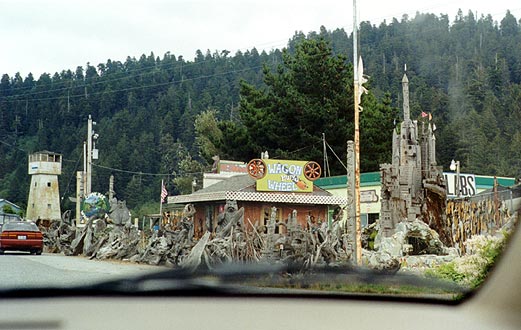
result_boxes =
[247,159,266,179]
[304,161,321,181]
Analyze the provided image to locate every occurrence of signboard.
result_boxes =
[248,159,321,193]
[219,160,247,174]
[80,192,110,218]
[444,173,476,197]
[360,190,379,203]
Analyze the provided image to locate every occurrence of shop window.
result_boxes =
[360,214,368,228]
[368,213,379,226]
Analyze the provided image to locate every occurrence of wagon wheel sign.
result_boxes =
[304,161,321,181]
[247,158,266,179]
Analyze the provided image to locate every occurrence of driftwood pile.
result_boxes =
[447,199,513,253]
[41,197,519,272]
[41,201,352,270]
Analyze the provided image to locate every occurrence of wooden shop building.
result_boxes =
[167,159,346,239]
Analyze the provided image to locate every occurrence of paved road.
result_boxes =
[0,252,167,289]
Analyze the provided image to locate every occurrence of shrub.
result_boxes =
[426,232,509,289]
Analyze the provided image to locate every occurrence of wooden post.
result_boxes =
[346,141,356,261]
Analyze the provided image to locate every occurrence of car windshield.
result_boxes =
[0,213,21,225]
[1,222,39,232]
[0,0,519,302]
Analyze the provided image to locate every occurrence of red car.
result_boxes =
[0,221,43,255]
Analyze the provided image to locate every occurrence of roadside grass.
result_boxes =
[270,281,460,297]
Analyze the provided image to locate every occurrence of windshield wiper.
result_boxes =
[82,262,288,295]
[83,262,469,300]
[0,262,469,302]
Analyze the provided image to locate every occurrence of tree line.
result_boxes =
[0,9,519,216]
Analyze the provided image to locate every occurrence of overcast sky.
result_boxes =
[1,0,520,78]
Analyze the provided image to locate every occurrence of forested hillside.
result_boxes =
[0,9,520,215]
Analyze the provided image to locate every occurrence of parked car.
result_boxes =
[0,221,43,255]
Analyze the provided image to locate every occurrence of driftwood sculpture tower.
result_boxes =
[379,74,450,244]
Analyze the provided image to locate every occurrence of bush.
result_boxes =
[426,232,509,289]
[425,261,466,283]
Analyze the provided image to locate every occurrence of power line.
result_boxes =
[92,163,168,176]
[325,140,347,171]
[0,139,27,153]
[1,47,276,97]
[91,163,204,177]
[2,8,518,104]
[2,54,225,94]
[0,65,265,104]
[60,151,83,203]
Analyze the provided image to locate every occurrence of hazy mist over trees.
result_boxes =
[1,10,520,214]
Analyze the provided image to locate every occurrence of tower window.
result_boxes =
[47,182,51,187]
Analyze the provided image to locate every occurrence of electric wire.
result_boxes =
[90,140,325,178]
[3,4,518,101]
[0,65,265,104]
[60,151,83,204]
[0,5,518,180]
[91,163,204,177]
[325,140,347,171]
[2,51,244,94]
[2,6,519,106]
[0,139,26,153]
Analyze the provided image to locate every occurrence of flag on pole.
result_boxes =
[421,111,428,118]
[161,180,168,203]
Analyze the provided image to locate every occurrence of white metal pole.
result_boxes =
[159,179,164,230]
[353,0,358,81]
[76,171,82,226]
[83,141,87,196]
[352,0,362,266]
[456,161,461,197]
[86,115,93,195]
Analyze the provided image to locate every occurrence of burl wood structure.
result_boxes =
[169,163,345,239]
[379,74,449,244]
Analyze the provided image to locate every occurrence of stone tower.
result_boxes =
[379,74,449,244]
[26,151,62,222]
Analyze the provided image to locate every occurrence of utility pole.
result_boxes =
[322,133,329,177]
[86,115,93,195]
[76,115,98,226]
[109,175,114,201]
[76,170,84,226]
[86,115,99,195]
[352,0,362,265]
[346,140,356,257]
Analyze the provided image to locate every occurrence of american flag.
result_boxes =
[161,180,168,203]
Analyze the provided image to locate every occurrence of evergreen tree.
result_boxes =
[1,9,520,212]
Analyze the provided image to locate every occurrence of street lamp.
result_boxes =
[450,159,460,197]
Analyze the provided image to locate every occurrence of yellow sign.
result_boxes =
[248,159,321,193]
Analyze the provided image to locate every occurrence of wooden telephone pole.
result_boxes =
[352,0,362,265]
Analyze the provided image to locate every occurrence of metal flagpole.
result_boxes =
[159,179,169,230]
[159,179,164,230]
